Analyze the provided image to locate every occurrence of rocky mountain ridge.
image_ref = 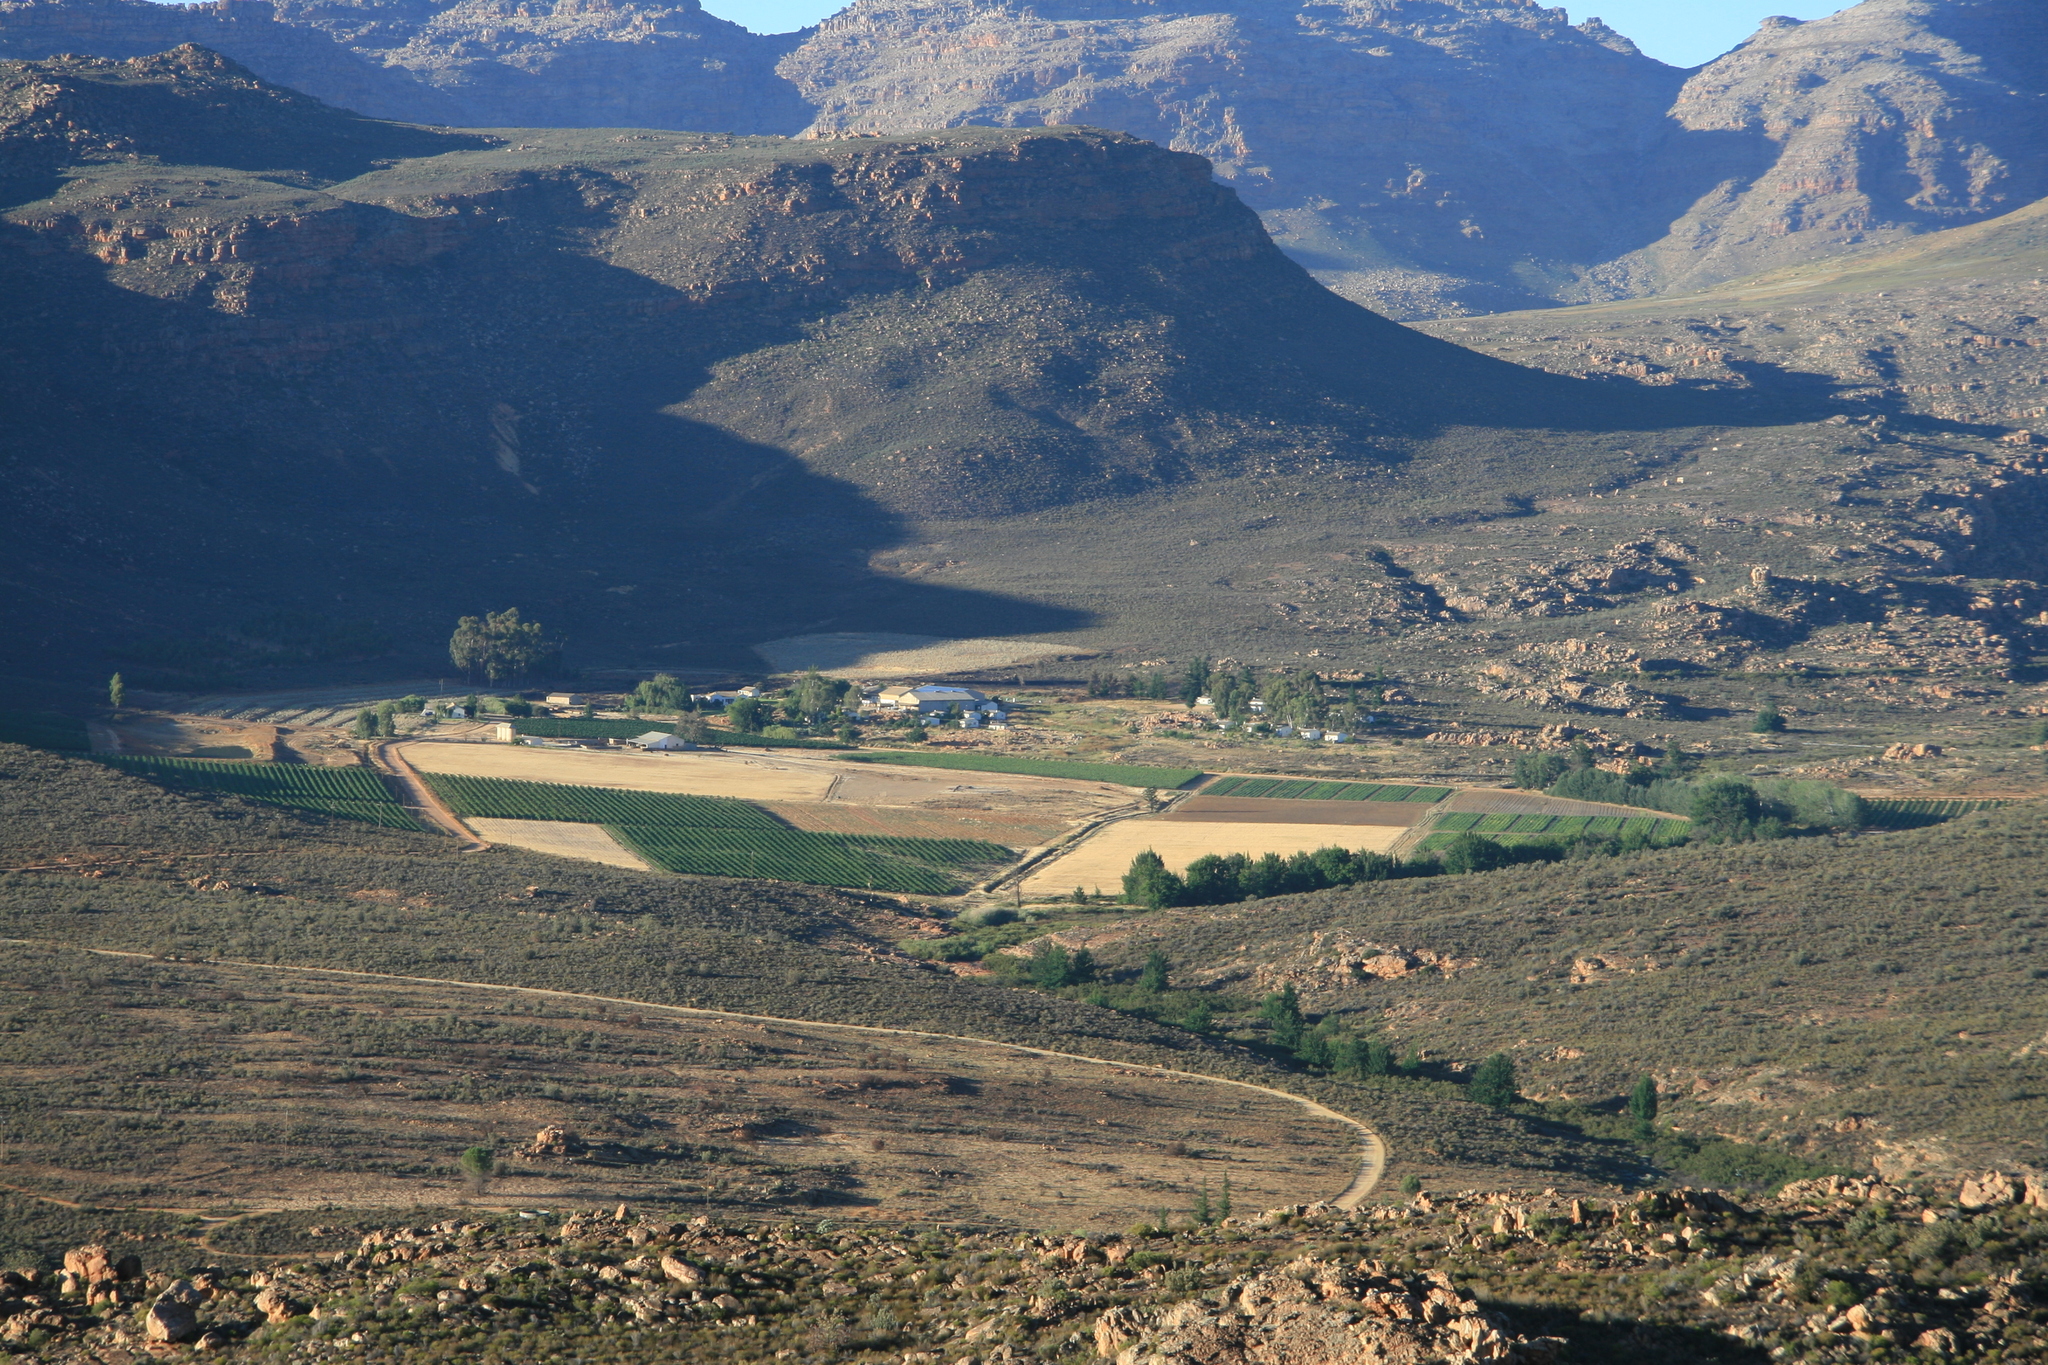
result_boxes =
[0,46,1696,684]
[2,0,2042,318]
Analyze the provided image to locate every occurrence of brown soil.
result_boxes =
[0,949,1365,1230]
[1161,797,1429,825]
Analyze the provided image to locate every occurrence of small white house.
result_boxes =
[1301,728,1324,741]
[491,722,516,742]
[1194,695,1213,708]
[1274,724,1295,737]
[1248,699,1267,714]
[1324,731,1350,744]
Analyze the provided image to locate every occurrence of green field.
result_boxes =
[0,713,91,752]
[424,773,783,829]
[422,772,1009,893]
[1421,812,1667,850]
[840,752,1203,787]
[1200,776,1449,802]
[1863,797,2012,830]
[92,756,420,829]
[614,827,1008,895]
[513,718,851,750]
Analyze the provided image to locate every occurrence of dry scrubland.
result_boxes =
[0,946,1358,1239]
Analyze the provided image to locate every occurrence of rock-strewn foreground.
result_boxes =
[10,1179,2048,1363]
[1,0,2043,317]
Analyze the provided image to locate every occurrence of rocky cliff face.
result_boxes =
[1,0,2040,320]
[777,0,1686,318]
[1,48,1681,682]
[1603,0,2048,298]
[0,0,810,132]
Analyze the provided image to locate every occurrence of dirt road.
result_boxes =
[368,740,488,851]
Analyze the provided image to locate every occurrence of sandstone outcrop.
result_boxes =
[1106,1259,1564,1365]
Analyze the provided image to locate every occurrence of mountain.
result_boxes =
[2,0,2042,319]
[778,0,1687,318]
[1595,0,2048,300]
[0,0,811,132]
[0,47,1710,689]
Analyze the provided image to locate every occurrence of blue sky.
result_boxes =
[700,0,1852,68]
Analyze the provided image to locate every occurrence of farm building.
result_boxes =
[877,683,992,715]
[626,732,695,751]
[545,692,584,706]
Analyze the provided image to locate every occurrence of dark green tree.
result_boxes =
[1440,832,1512,875]
[1752,703,1787,733]
[1513,752,1568,790]
[1468,1053,1519,1110]
[790,669,849,721]
[1690,779,1762,839]
[352,709,376,740]
[1183,999,1214,1033]
[1194,1182,1212,1224]
[458,1145,495,1193]
[1217,1174,1232,1221]
[1138,950,1170,994]
[1627,1074,1659,1135]
[1028,944,1071,988]
[727,697,765,733]
[449,608,558,684]
[1260,985,1304,1050]
[1122,850,1184,908]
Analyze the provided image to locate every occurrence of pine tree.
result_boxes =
[1468,1053,1519,1110]
[1260,985,1304,1050]
[1217,1174,1231,1221]
[107,673,125,710]
[1627,1074,1659,1135]
[1193,1182,1212,1225]
[1138,950,1170,993]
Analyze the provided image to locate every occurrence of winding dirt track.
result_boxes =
[11,941,1387,1212]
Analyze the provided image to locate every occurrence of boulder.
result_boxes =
[253,1287,300,1323]
[1960,1172,2018,1208]
[147,1281,204,1344]
[660,1254,703,1285]
[1110,1261,1562,1365]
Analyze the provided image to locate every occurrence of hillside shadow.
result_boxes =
[0,186,1091,686]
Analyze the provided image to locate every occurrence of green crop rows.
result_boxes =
[424,773,782,829]
[93,756,419,829]
[842,752,1202,787]
[613,827,1008,895]
[1202,777,1449,802]
[513,718,850,749]
[1863,798,2011,830]
[1430,812,1665,843]
[423,772,1009,893]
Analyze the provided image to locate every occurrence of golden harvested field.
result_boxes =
[466,818,651,870]
[1,946,1361,1230]
[1019,819,1408,897]
[398,741,840,802]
